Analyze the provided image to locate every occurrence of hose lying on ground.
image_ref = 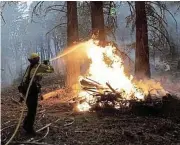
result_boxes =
[5,63,41,145]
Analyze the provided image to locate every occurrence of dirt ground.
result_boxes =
[1,75,180,145]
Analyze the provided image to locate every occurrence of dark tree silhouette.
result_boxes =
[67,1,79,46]
[135,1,150,79]
[90,1,105,41]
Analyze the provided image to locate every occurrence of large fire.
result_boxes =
[62,39,167,112]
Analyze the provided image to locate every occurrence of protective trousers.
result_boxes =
[23,92,38,133]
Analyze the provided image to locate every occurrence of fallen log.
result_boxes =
[42,89,65,100]
[80,78,105,89]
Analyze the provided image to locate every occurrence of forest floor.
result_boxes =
[1,74,180,145]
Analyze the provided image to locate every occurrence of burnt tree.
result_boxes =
[135,1,150,79]
[90,1,105,41]
[66,1,80,89]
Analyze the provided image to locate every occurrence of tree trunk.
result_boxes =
[67,1,79,46]
[90,1,105,41]
[47,36,51,59]
[178,60,180,70]
[40,46,44,61]
[66,1,80,89]
[135,1,150,79]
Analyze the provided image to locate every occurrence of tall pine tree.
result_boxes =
[135,1,150,79]
[67,1,79,46]
[66,1,80,88]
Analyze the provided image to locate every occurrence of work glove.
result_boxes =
[43,60,50,65]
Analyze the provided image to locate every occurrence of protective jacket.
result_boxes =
[19,63,54,95]
[22,63,54,83]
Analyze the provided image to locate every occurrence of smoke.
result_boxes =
[1,2,65,87]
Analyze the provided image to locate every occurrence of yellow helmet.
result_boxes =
[29,53,39,59]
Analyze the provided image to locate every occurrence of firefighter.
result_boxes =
[18,53,54,135]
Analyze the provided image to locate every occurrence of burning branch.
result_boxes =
[106,82,117,93]
[80,78,105,89]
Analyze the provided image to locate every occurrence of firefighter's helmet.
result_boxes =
[29,53,39,60]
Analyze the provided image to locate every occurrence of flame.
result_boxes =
[77,102,91,112]
[71,39,167,112]
[75,40,143,111]
[85,40,144,98]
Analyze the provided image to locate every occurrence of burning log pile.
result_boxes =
[78,78,129,109]
[76,77,171,114]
